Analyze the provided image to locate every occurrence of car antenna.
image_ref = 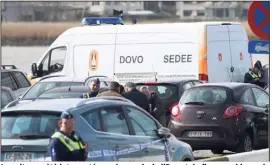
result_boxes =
[152,65,157,82]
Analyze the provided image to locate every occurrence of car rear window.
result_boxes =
[180,87,228,105]
[39,92,84,99]
[22,82,84,99]
[2,112,60,139]
[136,84,179,100]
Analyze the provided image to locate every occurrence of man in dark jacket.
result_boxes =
[97,81,122,97]
[80,78,100,98]
[123,82,149,112]
[149,91,166,127]
[244,61,266,88]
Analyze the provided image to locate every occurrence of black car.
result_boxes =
[135,79,203,124]
[168,82,269,154]
[1,65,31,98]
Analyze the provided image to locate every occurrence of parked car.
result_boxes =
[38,86,91,99]
[19,75,111,100]
[168,82,269,154]
[1,97,194,162]
[1,86,16,109]
[135,79,203,124]
[1,65,31,98]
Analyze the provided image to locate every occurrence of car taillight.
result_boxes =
[222,105,243,119]
[171,104,181,119]
[199,74,208,82]
[169,102,178,112]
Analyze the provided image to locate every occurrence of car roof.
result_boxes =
[2,99,83,112]
[193,82,257,90]
[2,97,135,113]
[41,86,90,94]
[135,79,201,85]
[39,75,111,83]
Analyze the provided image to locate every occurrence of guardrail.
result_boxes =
[197,149,269,162]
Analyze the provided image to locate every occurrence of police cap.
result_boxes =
[60,111,74,119]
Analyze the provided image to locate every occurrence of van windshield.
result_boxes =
[22,82,84,99]
[180,87,228,105]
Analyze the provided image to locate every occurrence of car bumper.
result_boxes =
[168,121,239,150]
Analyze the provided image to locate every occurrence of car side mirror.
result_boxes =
[31,63,38,76]
[156,127,171,138]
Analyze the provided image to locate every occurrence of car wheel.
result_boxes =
[211,149,224,154]
[236,132,253,153]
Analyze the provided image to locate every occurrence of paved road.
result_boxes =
[1,46,269,159]
[1,46,269,74]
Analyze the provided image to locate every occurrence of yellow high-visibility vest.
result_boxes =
[51,132,85,151]
[248,71,261,79]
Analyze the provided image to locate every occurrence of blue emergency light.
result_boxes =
[81,17,124,25]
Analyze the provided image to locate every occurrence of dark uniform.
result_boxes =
[149,92,166,127]
[48,112,87,161]
[244,61,266,88]
[123,88,150,112]
[80,78,100,98]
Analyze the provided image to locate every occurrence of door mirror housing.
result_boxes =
[156,127,171,138]
[31,63,38,76]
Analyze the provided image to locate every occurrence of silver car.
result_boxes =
[1,97,193,162]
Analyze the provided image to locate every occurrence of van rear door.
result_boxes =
[206,24,232,82]
[227,24,252,82]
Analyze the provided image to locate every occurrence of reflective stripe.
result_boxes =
[82,93,89,98]
[51,132,85,152]
[248,71,259,79]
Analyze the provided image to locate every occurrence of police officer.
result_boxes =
[244,61,266,88]
[48,111,87,161]
[80,78,100,98]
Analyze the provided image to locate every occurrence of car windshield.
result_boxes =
[136,84,179,100]
[39,92,85,99]
[180,87,228,105]
[2,112,60,139]
[22,82,84,99]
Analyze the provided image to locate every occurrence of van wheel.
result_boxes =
[236,133,253,153]
[211,149,224,154]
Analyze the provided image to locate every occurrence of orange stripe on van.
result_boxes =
[198,26,207,75]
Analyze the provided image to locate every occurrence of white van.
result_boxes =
[28,20,253,85]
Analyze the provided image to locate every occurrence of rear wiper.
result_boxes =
[184,102,205,105]
[19,134,50,139]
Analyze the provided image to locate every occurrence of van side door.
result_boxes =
[206,24,232,82]
[227,24,251,82]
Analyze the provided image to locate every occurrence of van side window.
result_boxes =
[49,47,66,74]
[39,47,66,77]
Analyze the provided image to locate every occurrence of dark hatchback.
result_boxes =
[135,79,203,123]
[168,83,269,154]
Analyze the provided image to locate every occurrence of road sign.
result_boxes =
[248,1,270,40]
[248,40,269,54]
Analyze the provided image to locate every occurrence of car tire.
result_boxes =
[236,132,253,153]
[211,149,224,154]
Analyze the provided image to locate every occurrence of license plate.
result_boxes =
[187,131,213,137]
[2,152,36,161]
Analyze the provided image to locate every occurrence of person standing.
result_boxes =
[48,111,87,161]
[97,81,122,97]
[123,82,149,112]
[149,91,166,127]
[80,78,100,98]
[244,61,266,88]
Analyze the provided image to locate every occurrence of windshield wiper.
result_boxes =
[19,134,50,139]
[184,101,205,105]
